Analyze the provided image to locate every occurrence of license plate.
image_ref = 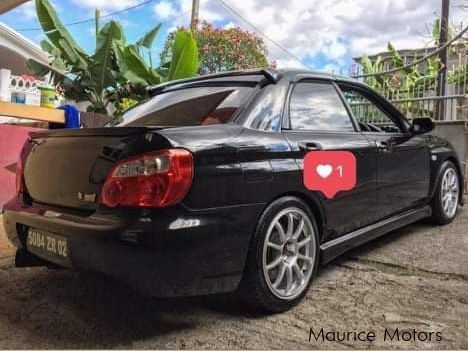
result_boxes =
[27,229,72,267]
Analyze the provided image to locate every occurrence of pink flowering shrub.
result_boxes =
[161,22,271,75]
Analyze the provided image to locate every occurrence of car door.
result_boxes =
[282,79,378,240]
[337,82,431,219]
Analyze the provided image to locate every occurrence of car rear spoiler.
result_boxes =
[147,68,282,96]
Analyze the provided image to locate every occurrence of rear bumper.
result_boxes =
[3,198,265,297]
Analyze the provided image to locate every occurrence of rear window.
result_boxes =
[120,86,254,127]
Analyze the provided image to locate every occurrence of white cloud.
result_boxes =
[167,25,178,33]
[323,40,347,61]
[152,0,466,69]
[154,1,177,19]
[16,1,36,19]
[152,0,225,26]
[14,0,62,21]
[274,57,308,69]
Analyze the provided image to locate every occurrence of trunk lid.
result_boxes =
[23,127,170,210]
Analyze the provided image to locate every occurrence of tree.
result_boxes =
[28,0,199,115]
[161,22,270,75]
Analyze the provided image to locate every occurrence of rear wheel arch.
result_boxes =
[243,192,325,272]
[261,191,325,241]
[238,194,321,312]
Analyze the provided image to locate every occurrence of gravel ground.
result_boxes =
[0,206,467,349]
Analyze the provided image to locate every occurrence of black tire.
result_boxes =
[430,160,460,225]
[238,196,320,313]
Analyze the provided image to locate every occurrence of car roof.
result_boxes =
[147,68,360,96]
[277,68,358,83]
[147,68,280,96]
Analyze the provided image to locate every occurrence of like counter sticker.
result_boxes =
[304,151,357,199]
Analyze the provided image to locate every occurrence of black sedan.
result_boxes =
[3,68,463,312]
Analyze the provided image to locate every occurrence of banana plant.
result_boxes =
[360,20,466,118]
[28,0,199,115]
[361,55,385,90]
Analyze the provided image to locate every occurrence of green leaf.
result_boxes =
[136,24,161,49]
[35,0,86,55]
[432,19,441,45]
[167,30,199,81]
[35,0,88,69]
[115,44,160,85]
[361,55,373,73]
[91,21,124,93]
[40,39,58,55]
[57,37,88,70]
[95,9,100,40]
[387,42,403,67]
[40,40,68,70]
[27,58,53,77]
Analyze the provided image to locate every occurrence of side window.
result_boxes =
[289,81,355,132]
[340,86,402,133]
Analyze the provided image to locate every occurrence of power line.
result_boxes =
[14,0,213,56]
[17,0,158,32]
[214,0,313,70]
[17,0,213,36]
[354,23,468,78]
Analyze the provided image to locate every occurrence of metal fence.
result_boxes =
[340,40,467,123]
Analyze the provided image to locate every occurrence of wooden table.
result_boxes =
[0,101,65,124]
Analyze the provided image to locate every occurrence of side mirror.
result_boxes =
[410,117,434,135]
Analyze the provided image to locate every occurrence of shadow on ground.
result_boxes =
[0,264,269,348]
[0,209,467,349]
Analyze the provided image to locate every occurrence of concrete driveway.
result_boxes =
[0,205,467,349]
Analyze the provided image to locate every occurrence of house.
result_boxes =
[353,39,467,73]
[0,22,49,77]
[0,22,52,118]
[0,1,49,105]
[0,3,51,208]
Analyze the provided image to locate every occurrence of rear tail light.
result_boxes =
[100,149,193,208]
[16,156,25,195]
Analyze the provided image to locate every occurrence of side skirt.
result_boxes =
[320,206,432,264]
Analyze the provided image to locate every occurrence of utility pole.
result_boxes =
[190,0,200,32]
[436,0,449,120]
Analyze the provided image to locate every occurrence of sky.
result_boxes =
[0,0,466,73]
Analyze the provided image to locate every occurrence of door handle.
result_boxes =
[375,140,392,151]
[298,141,323,152]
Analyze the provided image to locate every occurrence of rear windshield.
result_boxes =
[120,86,254,127]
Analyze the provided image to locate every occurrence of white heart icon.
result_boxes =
[316,164,333,179]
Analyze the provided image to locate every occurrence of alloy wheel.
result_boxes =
[441,168,459,218]
[262,207,316,300]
